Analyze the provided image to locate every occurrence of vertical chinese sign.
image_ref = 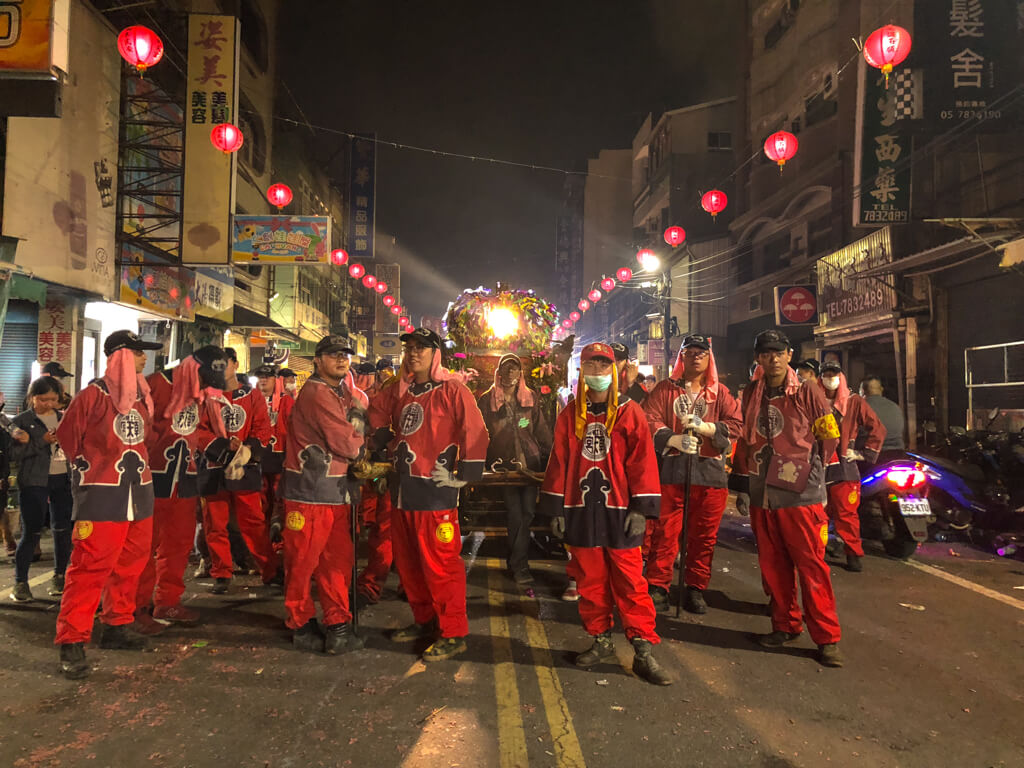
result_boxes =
[853,56,911,227]
[348,134,376,263]
[36,297,74,372]
[181,14,239,265]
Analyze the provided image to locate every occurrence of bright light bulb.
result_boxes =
[639,252,661,273]
[486,306,519,339]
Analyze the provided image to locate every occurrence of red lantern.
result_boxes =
[863,25,912,86]
[569,311,581,322]
[562,319,573,329]
[764,131,798,171]
[267,183,293,210]
[617,267,633,283]
[117,26,164,75]
[664,226,686,247]
[701,189,728,219]
[375,281,388,294]
[348,263,365,279]
[362,274,377,289]
[399,315,410,325]
[600,277,615,292]
[578,299,590,312]
[210,123,244,154]
[636,248,656,265]
[383,295,396,307]
[391,305,402,316]
[330,248,349,266]
[588,289,602,303]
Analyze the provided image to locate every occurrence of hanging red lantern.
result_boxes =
[362,274,377,289]
[664,226,686,247]
[600,277,616,292]
[562,319,573,329]
[399,315,410,325]
[863,24,912,86]
[617,267,633,283]
[636,248,656,265]
[588,289,603,303]
[764,131,798,171]
[348,263,365,279]
[391,305,402,316]
[375,281,388,294]
[383,295,396,307]
[267,183,293,210]
[701,189,728,219]
[117,26,164,75]
[210,123,244,154]
[330,248,349,266]
[569,311,581,322]
[578,299,590,312]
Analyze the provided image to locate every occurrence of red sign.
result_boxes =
[774,285,819,326]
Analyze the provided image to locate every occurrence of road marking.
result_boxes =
[905,560,1024,612]
[486,561,529,768]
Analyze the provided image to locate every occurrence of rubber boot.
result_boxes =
[59,643,90,680]
[630,638,672,686]
[293,619,325,653]
[98,623,150,651]
[818,643,844,667]
[390,617,439,642]
[846,554,863,572]
[324,622,365,655]
[757,630,801,648]
[574,631,615,668]
[648,586,669,614]
[683,586,707,615]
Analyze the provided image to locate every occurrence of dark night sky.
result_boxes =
[279,1,742,321]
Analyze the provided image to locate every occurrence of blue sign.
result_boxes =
[348,134,376,262]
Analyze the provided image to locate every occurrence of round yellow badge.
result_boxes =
[435,521,456,544]
[285,511,305,531]
[847,490,859,505]
[819,524,829,547]
[75,520,94,540]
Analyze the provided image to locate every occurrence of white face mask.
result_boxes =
[822,375,840,391]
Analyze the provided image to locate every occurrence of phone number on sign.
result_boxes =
[826,287,888,319]
[940,110,1002,121]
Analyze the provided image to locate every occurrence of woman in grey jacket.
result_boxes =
[9,377,73,602]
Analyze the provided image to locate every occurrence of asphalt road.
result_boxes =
[1,512,1022,768]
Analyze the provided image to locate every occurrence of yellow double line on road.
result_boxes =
[485,558,586,768]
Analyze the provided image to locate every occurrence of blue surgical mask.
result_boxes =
[584,374,612,392]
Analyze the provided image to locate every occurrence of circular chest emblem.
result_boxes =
[672,394,707,424]
[581,422,610,462]
[221,403,247,433]
[171,403,199,436]
[756,404,785,440]
[74,520,94,540]
[285,511,305,531]
[399,402,425,436]
[113,411,146,445]
[435,521,456,543]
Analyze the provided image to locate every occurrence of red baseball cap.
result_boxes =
[581,342,615,363]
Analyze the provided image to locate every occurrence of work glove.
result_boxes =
[682,414,717,438]
[431,462,467,488]
[843,449,865,462]
[224,445,252,481]
[623,511,647,538]
[735,492,750,517]
[665,433,700,455]
[550,515,566,539]
[347,406,367,437]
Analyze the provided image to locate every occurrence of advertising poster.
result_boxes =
[232,215,331,263]
[120,245,197,320]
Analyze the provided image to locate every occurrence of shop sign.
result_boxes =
[194,266,233,321]
[817,228,896,331]
[0,0,69,75]
[348,134,375,262]
[119,247,196,320]
[774,284,819,326]
[36,296,73,368]
[232,216,331,264]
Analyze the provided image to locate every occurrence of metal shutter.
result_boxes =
[0,322,38,417]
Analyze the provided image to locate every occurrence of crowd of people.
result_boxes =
[2,324,898,684]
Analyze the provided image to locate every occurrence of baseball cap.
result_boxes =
[315,335,355,356]
[277,368,296,378]
[104,329,163,356]
[753,329,791,353]
[254,364,277,377]
[375,358,394,372]
[581,342,615,363]
[192,345,226,368]
[400,327,442,349]
[609,342,629,362]
[682,334,711,351]
[42,362,72,378]
[796,359,820,376]
[353,361,377,376]
[820,361,843,375]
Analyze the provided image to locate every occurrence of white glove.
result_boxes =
[843,449,865,462]
[683,414,717,438]
[431,462,467,488]
[225,445,252,481]
[735,492,750,516]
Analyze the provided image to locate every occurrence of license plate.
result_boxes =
[898,498,931,517]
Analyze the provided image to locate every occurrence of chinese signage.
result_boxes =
[916,0,1018,130]
[36,296,73,370]
[194,266,234,322]
[373,262,401,331]
[0,0,67,74]
[774,285,819,327]
[231,215,331,263]
[853,58,911,227]
[816,228,896,331]
[181,14,239,265]
[348,134,376,262]
[119,246,197,320]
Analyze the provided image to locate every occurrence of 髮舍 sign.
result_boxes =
[774,285,819,327]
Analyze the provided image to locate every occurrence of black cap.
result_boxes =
[192,345,226,368]
[277,368,296,378]
[609,342,629,361]
[254,364,278,378]
[353,361,377,375]
[104,330,163,356]
[796,359,820,376]
[42,362,72,378]
[820,361,843,375]
[754,329,791,353]
[400,327,442,349]
[682,334,711,351]
[375,358,394,372]
[315,335,355,357]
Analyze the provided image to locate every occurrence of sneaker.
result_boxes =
[574,632,615,668]
[293,619,325,653]
[631,638,673,686]
[153,604,201,625]
[649,585,669,614]
[756,630,802,648]
[846,554,863,573]
[324,622,365,655]
[59,643,90,680]
[132,608,167,636]
[193,558,210,579]
[422,636,467,662]
[683,586,707,615]
[818,643,844,667]
[99,623,150,651]
[48,574,65,596]
[210,577,230,595]
[561,580,580,602]
[389,618,439,643]
[9,581,32,603]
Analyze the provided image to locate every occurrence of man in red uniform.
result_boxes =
[542,343,670,686]
[273,335,367,654]
[135,346,229,631]
[256,363,293,516]
[368,327,488,662]
[733,330,844,667]
[54,329,163,680]
[201,347,279,594]
[642,335,743,614]
[610,342,649,404]
[818,361,886,573]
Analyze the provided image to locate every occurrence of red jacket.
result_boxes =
[202,383,271,494]
[56,379,154,522]
[262,392,294,475]
[283,376,364,505]
[146,370,219,499]
[825,388,887,484]
[541,397,660,549]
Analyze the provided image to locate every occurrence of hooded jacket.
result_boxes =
[818,372,887,484]
[477,353,552,472]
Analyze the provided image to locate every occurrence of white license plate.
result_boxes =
[898,498,931,517]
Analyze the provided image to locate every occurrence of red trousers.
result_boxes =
[55,517,154,644]
[392,508,467,638]
[203,490,276,581]
[136,495,198,610]
[643,484,729,591]
[282,501,354,630]
[750,504,841,645]
[567,546,659,643]
[356,489,393,602]
[826,481,864,557]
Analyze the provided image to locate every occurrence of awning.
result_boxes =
[232,305,284,329]
[858,232,1014,278]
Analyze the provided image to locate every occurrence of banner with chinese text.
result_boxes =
[231,215,330,263]
[194,266,234,322]
[816,228,896,332]
[347,134,376,263]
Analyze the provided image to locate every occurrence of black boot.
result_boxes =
[98,623,150,651]
[631,638,672,685]
[293,619,325,653]
[389,617,439,642]
[574,632,615,668]
[683,586,707,615]
[324,622,365,655]
[846,554,863,572]
[59,643,90,680]
[211,577,231,594]
[648,586,669,614]
[756,630,801,648]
